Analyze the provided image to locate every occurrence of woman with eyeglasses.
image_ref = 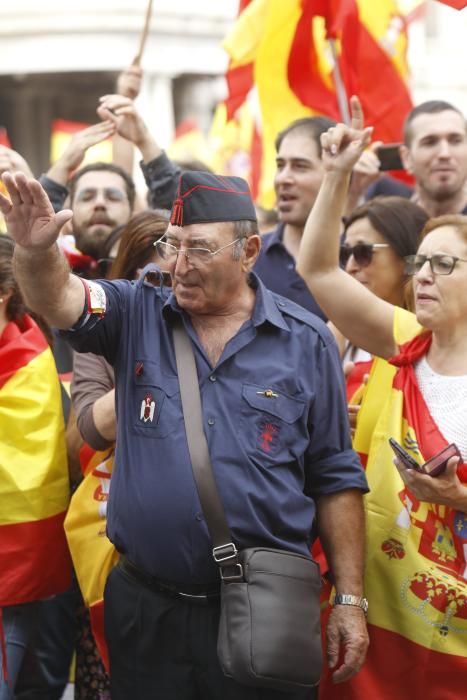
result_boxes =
[296,101,467,700]
[337,197,427,401]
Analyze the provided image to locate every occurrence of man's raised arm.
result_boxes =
[0,172,85,329]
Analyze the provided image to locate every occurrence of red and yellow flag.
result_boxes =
[320,308,467,700]
[223,0,414,207]
[65,447,118,671]
[0,315,71,606]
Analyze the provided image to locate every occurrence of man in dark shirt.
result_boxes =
[253,117,336,317]
[2,169,369,700]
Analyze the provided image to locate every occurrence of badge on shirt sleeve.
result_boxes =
[83,280,107,315]
[140,393,156,423]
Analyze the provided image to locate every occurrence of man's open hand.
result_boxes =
[0,172,72,250]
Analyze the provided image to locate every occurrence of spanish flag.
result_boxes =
[65,447,119,671]
[224,0,256,121]
[0,315,71,606]
[319,308,467,699]
[223,0,413,207]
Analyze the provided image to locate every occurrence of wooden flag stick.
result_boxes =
[132,0,154,66]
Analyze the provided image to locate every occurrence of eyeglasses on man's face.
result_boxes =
[404,253,467,276]
[154,237,245,264]
[339,242,390,268]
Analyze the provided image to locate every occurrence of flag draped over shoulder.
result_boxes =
[0,316,71,606]
[65,447,118,671]
[223,0,413,207]
[320,307,467,700]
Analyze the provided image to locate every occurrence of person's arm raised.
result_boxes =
[97,94,161,164]
[296,97,398,360]
[0,172,85,329]
[46,121,116,187]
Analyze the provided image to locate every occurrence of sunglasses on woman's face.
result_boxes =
[339,242,390,268]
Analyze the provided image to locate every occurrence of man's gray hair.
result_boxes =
[232,219,258,260]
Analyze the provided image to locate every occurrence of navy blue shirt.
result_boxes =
[253,223,327,320]
[63,273,367,584]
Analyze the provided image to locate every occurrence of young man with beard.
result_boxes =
[67,162,135,262]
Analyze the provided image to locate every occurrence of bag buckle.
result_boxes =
[212,543,238,564]
[213,543,244,582]
[220,563,244,582]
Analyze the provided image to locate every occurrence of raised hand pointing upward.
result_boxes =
[320,96,374,173]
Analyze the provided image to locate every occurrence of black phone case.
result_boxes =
[389,438,423,471]
[376,144,404,171]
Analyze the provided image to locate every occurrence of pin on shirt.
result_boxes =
[257,389,279,398]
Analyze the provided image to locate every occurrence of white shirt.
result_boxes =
[415,355,467,460]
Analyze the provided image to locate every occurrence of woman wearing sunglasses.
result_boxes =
[296,101,467,700]
[337,197,427,401]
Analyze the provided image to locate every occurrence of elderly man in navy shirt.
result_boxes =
[3,169,368,700]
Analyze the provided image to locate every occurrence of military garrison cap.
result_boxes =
[170,171,257,226]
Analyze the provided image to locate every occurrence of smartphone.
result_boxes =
[422,443,461,477]
[389,438,461,477]
[376,143,404,171]
[389,437,423,472]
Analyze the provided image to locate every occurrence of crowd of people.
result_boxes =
[0,61,466,700]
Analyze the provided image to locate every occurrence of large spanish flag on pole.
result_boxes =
[0,316,71,606]
[320,308,467,700]
[223,0,414,207]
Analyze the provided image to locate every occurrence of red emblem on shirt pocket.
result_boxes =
[140,393,156,423]
[258,418,281,453]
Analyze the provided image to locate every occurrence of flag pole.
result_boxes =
[132,0,154,66]
[329,38,351,125]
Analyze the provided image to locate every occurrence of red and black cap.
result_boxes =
[170,171,257,227]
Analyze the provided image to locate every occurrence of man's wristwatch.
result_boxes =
[333,594,368,615]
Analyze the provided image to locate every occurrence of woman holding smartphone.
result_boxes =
[297,98,467,700]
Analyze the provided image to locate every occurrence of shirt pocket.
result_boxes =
[239,383,309,465]
[132,360,181,438]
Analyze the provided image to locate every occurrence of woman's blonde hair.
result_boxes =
[419,214,467,243]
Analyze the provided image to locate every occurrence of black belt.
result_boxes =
[119,557,221,606]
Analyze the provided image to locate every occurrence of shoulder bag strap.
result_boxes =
[172,318,242,576]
